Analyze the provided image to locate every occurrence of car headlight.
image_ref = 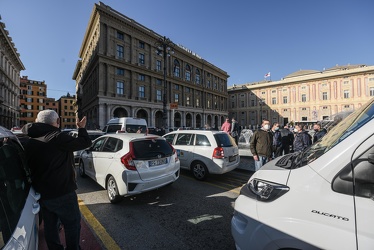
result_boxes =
[240,179,289,202]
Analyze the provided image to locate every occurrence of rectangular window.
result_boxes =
[301,94,306,102]
[283,96,288,104]
[272,97,276,105]
[156,90,162,101]
[344,90,350,98]
[116,68,125,76]
[174,94,179,103]
[138,53,145,65]
[241,101,245,107]
[139,41,145,49]
[251,100,255,106]
[175,84,179,90]
[39,99,43,103]
[156,79,162,85]
[117,31,124,40]
[370,87,374,96]
[26,97,32,102]
[322,92,327,100]
[196,98,200,107]
[116,81,124,95]
[187,96,190,106]
[138,74,145,81]
[301,117,307,121]
[156,60,161,71]
[117,45,124,59]
[195,74,200,84]
[138,86,145,98]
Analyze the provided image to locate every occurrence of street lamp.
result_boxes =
[155,36,174,129]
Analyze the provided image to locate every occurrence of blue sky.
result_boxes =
[2,0,374,99]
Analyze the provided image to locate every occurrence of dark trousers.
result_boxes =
[40,191,81,250]
[273,146,282,158]
[280,144,291,155]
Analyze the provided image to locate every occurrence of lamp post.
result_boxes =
[155,36,174,129]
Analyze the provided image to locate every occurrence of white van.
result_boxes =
[102,117,147,134]
[231,97,374,250]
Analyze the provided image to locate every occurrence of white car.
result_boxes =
[79,133,180,203]
[0,126,40,250]
[163,130,240,180]
[68,130,105,164]
[231,97,374,250]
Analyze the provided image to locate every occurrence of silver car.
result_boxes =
[79,133,180,203]
[0,126,40,250]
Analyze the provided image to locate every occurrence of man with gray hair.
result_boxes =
[22,110,91,250]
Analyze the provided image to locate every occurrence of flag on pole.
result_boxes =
[264,72,271,78]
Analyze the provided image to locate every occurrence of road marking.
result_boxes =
[78,198,122,250]
[181,174,243,194]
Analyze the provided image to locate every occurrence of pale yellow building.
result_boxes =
[228,64,374,128]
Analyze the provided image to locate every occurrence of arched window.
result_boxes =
[174,59,180,77]
[195,69,200,84]
[185,64,191,81]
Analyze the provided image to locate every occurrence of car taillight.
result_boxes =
[120,142,137,170]
[212,147,224,159]
[172,147,179,162]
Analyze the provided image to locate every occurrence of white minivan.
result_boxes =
[102,117,147,134]
[232,97,374,250]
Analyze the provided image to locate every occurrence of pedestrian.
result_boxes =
[271,123,282,158]
[280,125,294,154]
[221,117,231,134]
[312,123,327,143]
[22,110,92,250]
[231,117,240,145]
[250,119,273,171]
[293,124,312,152]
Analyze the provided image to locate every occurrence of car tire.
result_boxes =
[191,161,208,181]
[78,161,86,177]
[106,176,122,204]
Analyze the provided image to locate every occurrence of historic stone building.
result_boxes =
[228,64,374,129]
[0,17,25,128]
[73,2,229,130]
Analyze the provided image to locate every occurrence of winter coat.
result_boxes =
[293,131,312,152]
[313,129,327,143]
[23,123,92,200]
[250,129,273,158]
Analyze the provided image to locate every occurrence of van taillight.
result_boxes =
[213,147,224,159]
[120,142,136,170]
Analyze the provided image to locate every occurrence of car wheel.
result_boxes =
[191,161,208,181]
[78,161,86,177]
[106,176,122,204]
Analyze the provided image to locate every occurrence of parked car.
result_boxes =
[163,130,240,180]
[78,133,180,203]
[68,130,105,164]
[0,126,40,250]
[231,97,374,249]
[102,117,147,134]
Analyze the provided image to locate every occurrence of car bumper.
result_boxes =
[209,155,240,174]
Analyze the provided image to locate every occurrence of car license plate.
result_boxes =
[229,155,236,162]
[149,158,167,167]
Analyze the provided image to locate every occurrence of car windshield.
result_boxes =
[132,139,173,159]
[214,133,234,147]
[302,98,374,165]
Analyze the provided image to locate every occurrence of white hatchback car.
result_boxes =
[79,133,180,203]
[163,130,240,180]
[68,130,105,164]
[0,126,40,250]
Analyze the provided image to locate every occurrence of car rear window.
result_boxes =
[214,133,234,147]
[107,124,122,133]
[132,139,173,159]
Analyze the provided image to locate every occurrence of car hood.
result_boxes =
[249,158,292,186]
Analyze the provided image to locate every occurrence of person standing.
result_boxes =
[293,124,312,152]
[221,117,231,134]
[280,125,294,154]
[271,123,282,158]
[22,110,92,250]
[231,117,240,145]
[312,123,327,143]
[250,119,273,171]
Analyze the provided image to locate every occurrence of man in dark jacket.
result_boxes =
[271,123,282,158]
[312,123,327,143]
[280,125,294,155]
[293,124,312,152]
[22,110,91,250]
[231,117,240,145]
[250,119,273,171]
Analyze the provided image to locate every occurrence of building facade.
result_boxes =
[228,64,374,129]
[45,97,59,113]
[0,17,25,128]
[58,94,76,129]
[19,76,46,126]
[73,2,229,130]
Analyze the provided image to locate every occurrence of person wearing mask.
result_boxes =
[22,110,92,250]
[271,123,282,158]
[221,117,231,134]
[293,124,312,152]
[250,119,273,171]
[231,117,240,145]
[312,123,327,143]
[280,125,294,154]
